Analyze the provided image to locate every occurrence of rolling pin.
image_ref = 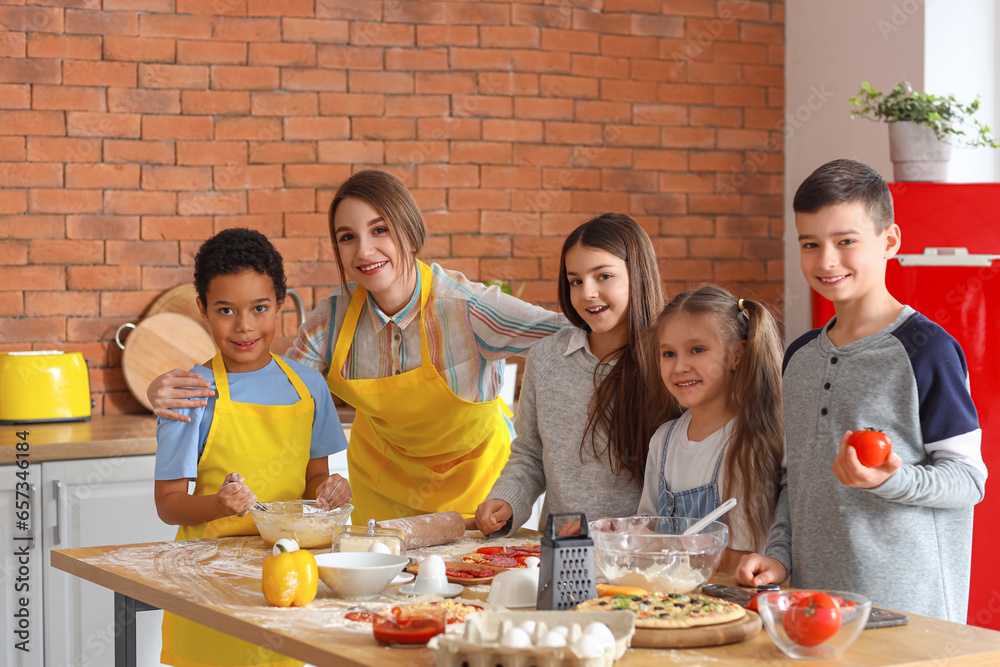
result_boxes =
[375,511,466,549]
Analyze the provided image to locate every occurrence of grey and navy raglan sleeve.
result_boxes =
[868,315,986,508]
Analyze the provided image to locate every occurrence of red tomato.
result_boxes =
[849,428,893,467]
[783,592,843,647]
[476,546,505,555]
[748,593,765,612]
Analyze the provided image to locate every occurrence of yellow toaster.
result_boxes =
[0,351,92,424]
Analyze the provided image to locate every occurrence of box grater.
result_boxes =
[535,513,597,610]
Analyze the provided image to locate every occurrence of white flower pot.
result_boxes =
[888,121,952,182]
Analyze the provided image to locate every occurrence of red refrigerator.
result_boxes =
[813,182,1000,629]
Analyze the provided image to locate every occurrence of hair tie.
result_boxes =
[738,298,750,320]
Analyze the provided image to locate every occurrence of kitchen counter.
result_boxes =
[52,535,1000,666]
[0,411,355,465]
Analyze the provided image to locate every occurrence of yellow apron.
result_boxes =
[161,352,312,667]
[328,260,511,522]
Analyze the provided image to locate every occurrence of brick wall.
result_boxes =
[0,0,785,415]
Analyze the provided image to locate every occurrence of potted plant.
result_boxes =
[849,80,998,182]
[483,280,527,408]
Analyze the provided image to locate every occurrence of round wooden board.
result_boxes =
[145,283,209,334]
[121,312,218,411]
[631,610,762,648]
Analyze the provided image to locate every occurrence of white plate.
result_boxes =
[398,582,464,598]
[390,572,415,585]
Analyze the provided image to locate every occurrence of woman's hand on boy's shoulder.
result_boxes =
[832,430,903,489]
[148,368,216,423]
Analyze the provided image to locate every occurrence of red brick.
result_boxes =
[658,172,716,193]
[249,42,316,67]
[251,92,318,116]
[479,72,539,97]
[570,54,628,79]
[139,63,209,89]
[63,60,136,87]
[0,162,61,187]
[540,74,598,99]
[348,71,414,94]
[32,85,105,112]
[630,59,686,83]
[28,188,102,214]
[448,188,509,211]
[103,35,175,62]
[281,68,347,91]
[384,95,448,118]
[141,215,212,240]
[542,166,601,191]
[27,137,100,163]
[281,17,349,43]
[514,144,572,166]
[317,44,383,70]
[212,214,282,238]
[350,21,414,47]
[65,9,138,35]
[105,240,179,265]
[574,100,630,124]
[385,47,448,71]
[479,258,540,281]
[482,26,539,49]
[414,72,477,95]
[319,92,383,116]
[482,119,542,143]
[662,126,716,148]
[104,0,174,11]
[450,47,512,71]
[417,117,480,140]
[213,17,281,41]
[512,235,565,258]
[514,97,572,121]
[451,141,511,165]
[0,33,25,59]
[0,292,23,316]
[0,264,64,290]
[573,7,630,34]
[283,116,350,140]
[0,240,28,265]
[545,122,604,145]
[629,192,686,215]
[211,65,280,90]
[141,166,212,191]
[481,166,539,189]
[247,188,315,213]
[717,128,769,150]
[109,88,180,115]
[0,137,26,161]
[213,164,283,189]
[98,289,161,318]
[0,6,64,32]
[139,13,212,39]
[600,79,658,103]
[215,117,281,141]
[247,0,313,17]
[600,168,657,192]
[0,58,61,85]
[452,234,511,258]
[104,139,174,164]
[689,194,742,214]
[176,40,247,65]
[0,214,64,239]
[353,117,415,140]
[740,23,783,45]
[689,62,741,84]
[248,141,316,163]
[0,110,64,136]
[690,106,743,127]
[540,28,598,54]
[175,0,245,15]
[658,83,716,105]
[743,65,783,87]
[29,239,103,265]
[317,140,382,164]
[574,145,632,168]
[67,265,141,290]
[177,191,246,216]
[68,214,140,239]
[26,33,100,59]
[104,190,176,215]
[416,25,478,47]
[181,90,250,115]
[67,112,141,139]
[284,211,334,234]
[0,84,30,110]
[511,4,570,29]
[177,141,247,165]
[418,164,478,189]
[0,316,65,343]
[512,50,570,74]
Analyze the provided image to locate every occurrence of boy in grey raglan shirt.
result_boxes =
[736,159,986,623]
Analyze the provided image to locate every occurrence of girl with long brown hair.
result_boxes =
[638,285,784,568]
[474,213,677,536]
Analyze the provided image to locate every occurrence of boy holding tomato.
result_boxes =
[736,159,986,624]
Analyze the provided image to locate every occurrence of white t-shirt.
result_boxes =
[638,411,754,551]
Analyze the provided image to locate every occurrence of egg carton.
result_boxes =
[429,610,635,667]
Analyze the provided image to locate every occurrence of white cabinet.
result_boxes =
[1,454,174,667]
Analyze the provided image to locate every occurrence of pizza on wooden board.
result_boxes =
[576,593,746,629]
[460,544,540,568]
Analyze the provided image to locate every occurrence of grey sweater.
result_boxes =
[486,327,643,534]
[770,307,986,623]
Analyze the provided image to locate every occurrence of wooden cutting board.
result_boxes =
[145,283,209,334]
[121,313,217,411]
[630,610,762,648]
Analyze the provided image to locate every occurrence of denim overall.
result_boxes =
[656,418,726,518]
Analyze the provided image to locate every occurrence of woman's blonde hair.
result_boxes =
[328,170,427,290]
[654,286,784,550]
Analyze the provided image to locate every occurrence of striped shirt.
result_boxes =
[286,262,568,403]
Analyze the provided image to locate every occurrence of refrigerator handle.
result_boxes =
[895,247,1000,267]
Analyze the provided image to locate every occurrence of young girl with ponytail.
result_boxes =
[637,286,784,570]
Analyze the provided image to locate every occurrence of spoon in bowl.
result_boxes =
[683,497,737,536]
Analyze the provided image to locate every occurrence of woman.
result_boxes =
[148,170,566,522]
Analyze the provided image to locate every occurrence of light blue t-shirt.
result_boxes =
[154,357,348,481]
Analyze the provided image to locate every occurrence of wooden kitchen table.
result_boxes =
[52,536,1000,667]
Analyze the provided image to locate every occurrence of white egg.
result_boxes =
[500,627,533,649]
[571,634,605,658]
[272,538,299,556]
[366,541,391,554]
[418,554,446,579]
[537,630,567,648]
[516,620,537,635]
[582,621,616,648]
[551,625,570,638]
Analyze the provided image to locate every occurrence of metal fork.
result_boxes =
[221,480,268,512]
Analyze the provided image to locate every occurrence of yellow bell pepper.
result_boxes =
[262,543,318,607]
